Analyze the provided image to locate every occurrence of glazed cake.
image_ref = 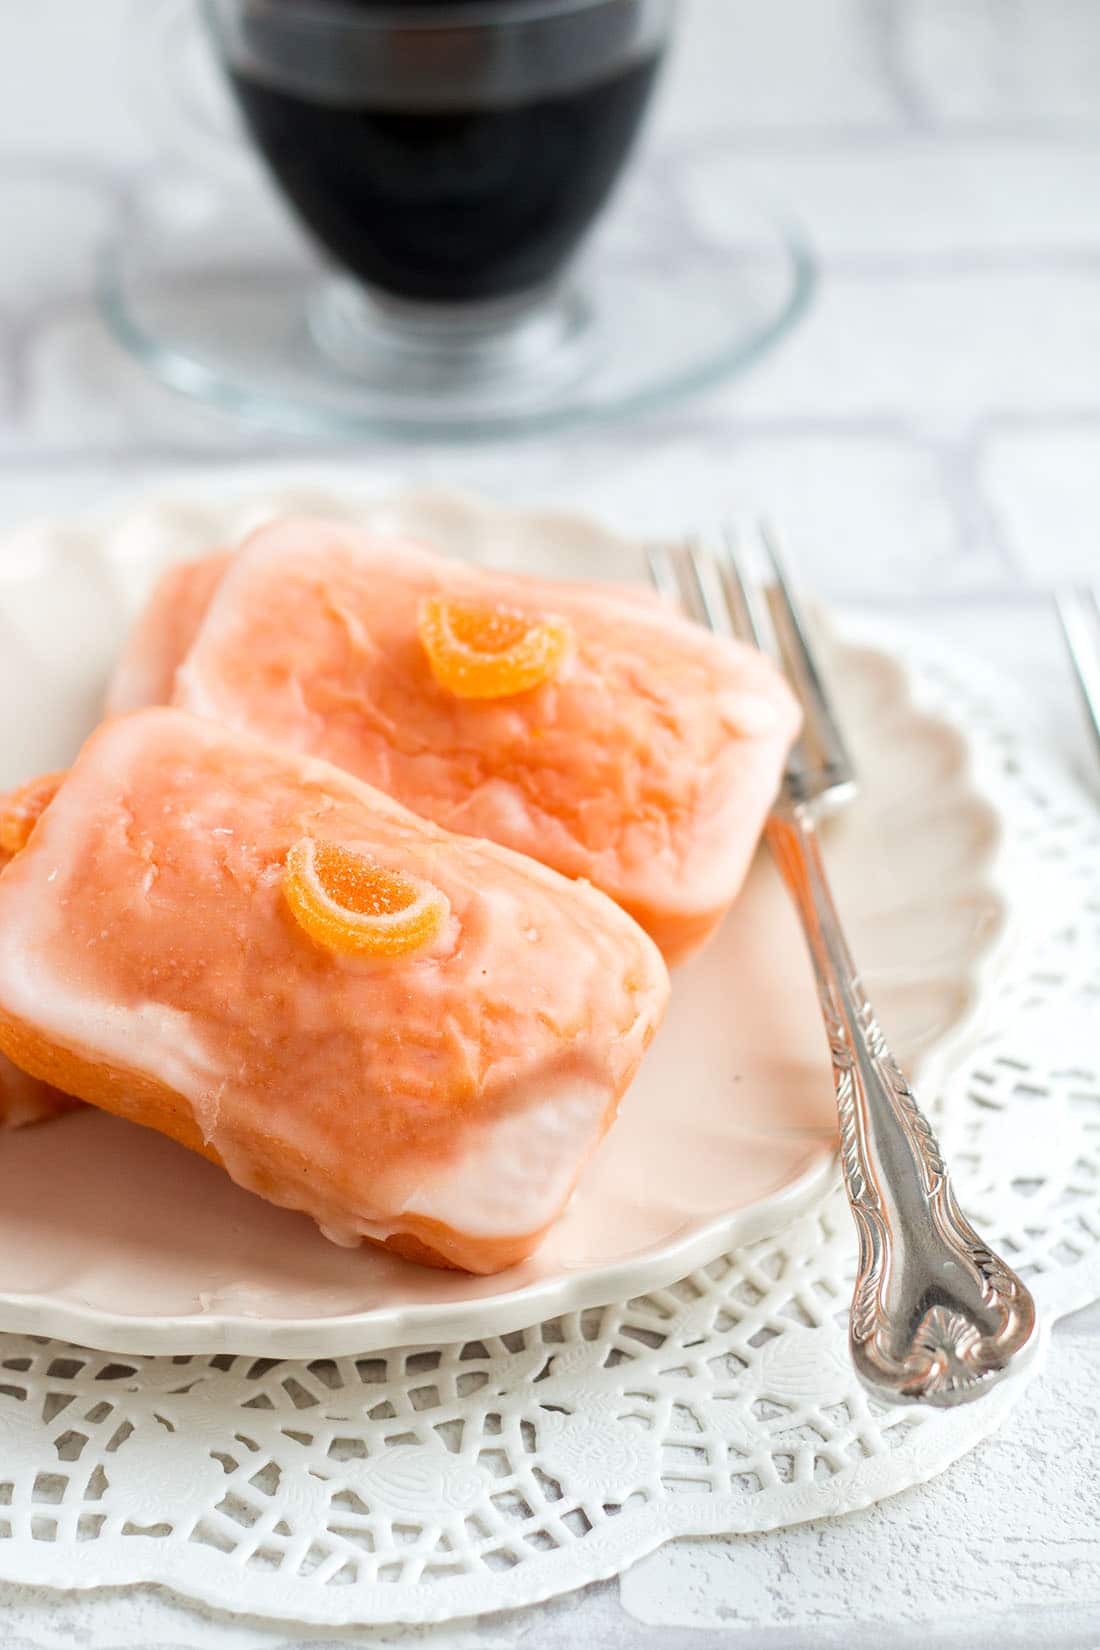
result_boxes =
[0,709,668,1272]
[109,519,800,962]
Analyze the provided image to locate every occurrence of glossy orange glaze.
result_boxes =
[0,771,66,859]
[0,709,668,1271]
[155,519,799,964]
[106,550,231,714]
[106,546,667,724]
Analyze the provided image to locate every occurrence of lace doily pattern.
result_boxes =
[0,638,1094,1626]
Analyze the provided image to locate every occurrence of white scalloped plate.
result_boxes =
[0,477,1007,1355]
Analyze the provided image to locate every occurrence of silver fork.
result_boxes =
[649,528,1036,1408]
[1055,584,1100,769]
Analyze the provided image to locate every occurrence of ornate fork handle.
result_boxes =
[767,806,1036,1407]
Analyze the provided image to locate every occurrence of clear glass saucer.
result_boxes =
[98,170,814,441]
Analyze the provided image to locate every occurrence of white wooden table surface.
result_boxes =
[1,2,1098,1644]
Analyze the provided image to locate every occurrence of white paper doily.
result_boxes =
[0,633,1095,1628]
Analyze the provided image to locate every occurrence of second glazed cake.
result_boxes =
[109,518,801,962]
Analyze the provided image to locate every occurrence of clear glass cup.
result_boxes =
[99,0,813,437]
[200,0,673,403]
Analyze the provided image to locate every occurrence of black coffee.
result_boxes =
[227,46,662,304]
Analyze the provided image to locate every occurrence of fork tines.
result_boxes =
[649,528,857,811]
[1055,585,1100,765]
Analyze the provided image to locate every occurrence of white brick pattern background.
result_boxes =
[0,2,1098,1645]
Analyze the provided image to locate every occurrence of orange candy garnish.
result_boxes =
[284,838,449,958]
[418,594,571,700]
[0,771,66,859]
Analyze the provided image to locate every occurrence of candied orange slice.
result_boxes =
[0,771,66,859]
[284,838,449,958]
[418,594,571,700]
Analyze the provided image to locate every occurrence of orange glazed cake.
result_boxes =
[0,708,668,1272]
[107,549,230,715]
[0,778,79,1129]
[108,518,800,963]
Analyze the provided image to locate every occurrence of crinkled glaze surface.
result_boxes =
[0,708,667,1271]
[167,519,800,961]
